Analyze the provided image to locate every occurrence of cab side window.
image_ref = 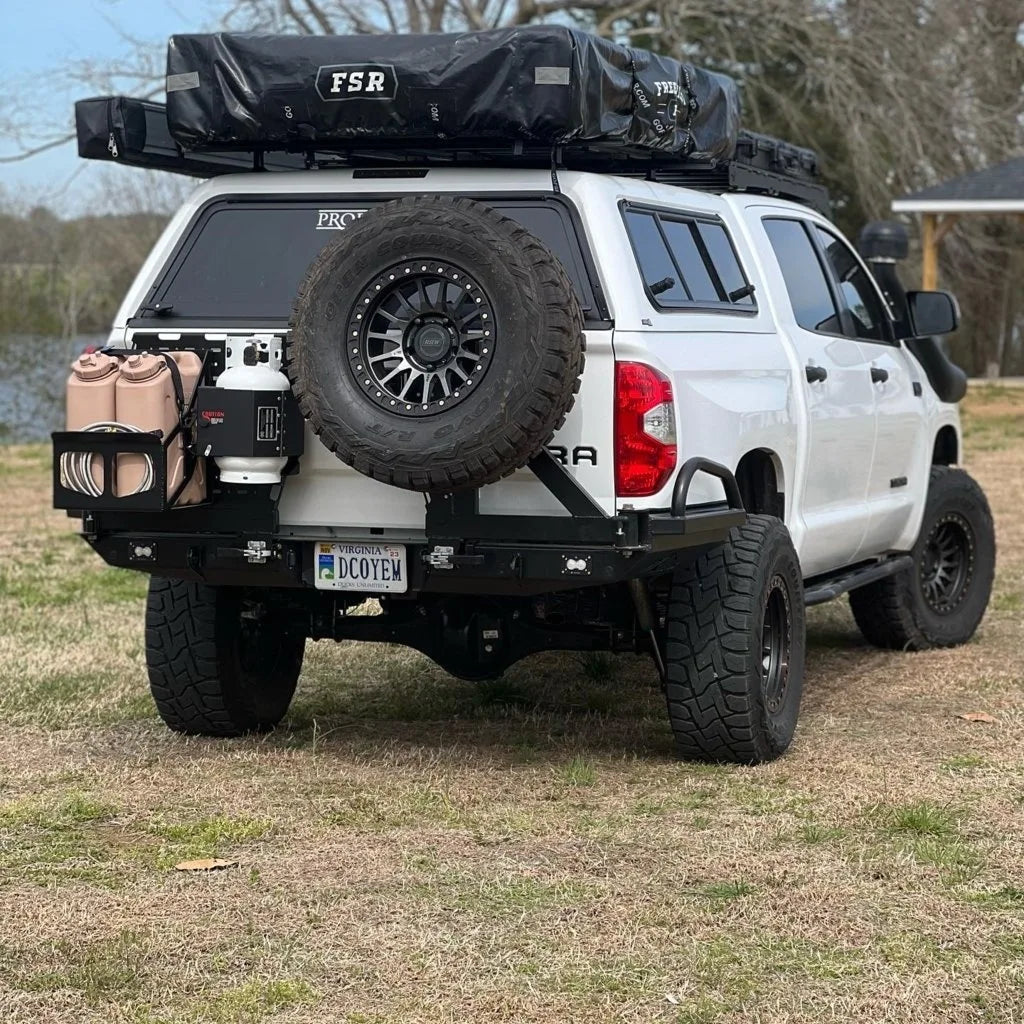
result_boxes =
[811,226,891,343]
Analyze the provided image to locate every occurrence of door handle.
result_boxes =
[871,367,889,384]
[805,364,828,384]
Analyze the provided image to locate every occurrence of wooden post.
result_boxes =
[921,212,937,289]
[935,214,959,244]
[920,213,958,289]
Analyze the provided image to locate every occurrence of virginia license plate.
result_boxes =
[313,541,408,593]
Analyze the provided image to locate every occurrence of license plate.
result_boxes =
[313,541,408,593]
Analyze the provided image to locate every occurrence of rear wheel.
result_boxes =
[145,578,305,736]
[663,515,805,764]
[850,466,995,650]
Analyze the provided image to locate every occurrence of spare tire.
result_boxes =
[287,195,585,492]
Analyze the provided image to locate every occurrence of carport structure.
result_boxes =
[891,156,1024,288]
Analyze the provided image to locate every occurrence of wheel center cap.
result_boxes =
[410,321,454,365]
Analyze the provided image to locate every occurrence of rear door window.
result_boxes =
[140,197,602,323]
[763,218,842,334]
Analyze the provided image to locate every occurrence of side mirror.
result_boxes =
[906,290,960,337]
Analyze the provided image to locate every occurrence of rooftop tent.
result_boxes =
[892,156,1024,288]
[164,26,741,162]
[74,30,826,212]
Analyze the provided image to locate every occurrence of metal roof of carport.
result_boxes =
[892,156,1024,214]
[890,155,1024,287]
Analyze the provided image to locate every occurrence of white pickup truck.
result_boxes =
[56,93,994,765]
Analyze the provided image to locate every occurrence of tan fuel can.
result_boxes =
[114,352,206,505]
[65,351,121,492]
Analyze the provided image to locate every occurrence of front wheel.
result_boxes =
[145,579,305,736]
[849,466,995,650]
[663,515,806,764]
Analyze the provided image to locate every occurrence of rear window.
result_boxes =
[139,197,602,323]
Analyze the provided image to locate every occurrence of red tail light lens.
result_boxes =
[614,362,677,497]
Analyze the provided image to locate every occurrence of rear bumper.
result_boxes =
[85,501,744,596]
[69,452,746,595]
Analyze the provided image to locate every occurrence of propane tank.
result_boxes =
[213,335,292,484]
[65,351,120,493]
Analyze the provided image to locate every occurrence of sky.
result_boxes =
[0,0,221,212]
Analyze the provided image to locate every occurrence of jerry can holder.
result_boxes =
[54,346,210,513]
[52,425,196,513]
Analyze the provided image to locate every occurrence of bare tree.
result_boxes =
[219,0,654,34]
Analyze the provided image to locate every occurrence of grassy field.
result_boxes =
[1,388,1022,1024]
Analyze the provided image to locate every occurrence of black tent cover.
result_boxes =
[165,26,741,162]
[75,96,306,176]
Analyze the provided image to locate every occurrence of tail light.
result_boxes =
[614,362,677,497]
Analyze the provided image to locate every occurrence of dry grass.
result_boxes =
[1,389,1022,1024]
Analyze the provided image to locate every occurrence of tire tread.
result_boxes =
[145,578,302,736]
[664,515,805,764]
[849,466,995,650]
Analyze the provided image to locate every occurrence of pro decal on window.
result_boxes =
[315,209,367,230]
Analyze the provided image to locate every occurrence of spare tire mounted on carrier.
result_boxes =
[286,195,586,493]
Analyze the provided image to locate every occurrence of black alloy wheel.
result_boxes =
[849,466,995,650]
[348,262,496,417]
[919,511,974,614]
[761,576,793,715]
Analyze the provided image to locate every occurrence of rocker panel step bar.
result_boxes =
[803,555,913,607]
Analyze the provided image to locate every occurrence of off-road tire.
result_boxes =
[849,466,995,650]
[145,578,305,736]
[663,515,805,764]
[286,195,585,493]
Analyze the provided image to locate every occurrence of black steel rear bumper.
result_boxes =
[86,501,743,596]
[77,453,746,596]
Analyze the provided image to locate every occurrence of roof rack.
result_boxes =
[76,97,829,213]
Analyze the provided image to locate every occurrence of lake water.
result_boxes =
[0,334,104,443]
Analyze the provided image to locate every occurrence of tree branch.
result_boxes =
[302,0,336,32]
[280,0,315,32]
[458,0,487,28]
[335,1,384,33]
[596,0,658,37]
[0,133,76,164]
